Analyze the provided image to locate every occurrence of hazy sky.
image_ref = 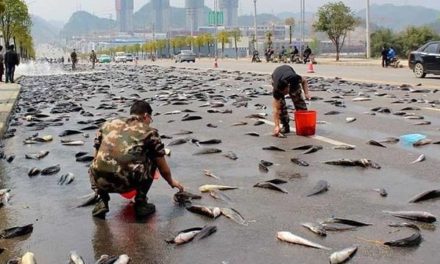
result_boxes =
[28,0,440,22]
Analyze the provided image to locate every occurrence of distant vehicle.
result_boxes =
[409,41,440,78]
[126,53,134,62]
[114,52,127,63]
[175,50,196,63]
[98,54,111,63]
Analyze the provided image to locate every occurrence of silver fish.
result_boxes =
[223,151,238,160]
[329,246,358,264]
[61,140,85,146]
[254,182,288,193]
[166,227,202,245]
[220,208,248,225]
[199,185,238,192]
[410,154,425,164]
[409,189,440,203]
[21,252,37,264]
[367,140,386,148]
[302,145,323,154]
[277,231,331,250]
[209,190,232,202]
[25,150,49,160]
[333,145,356,150]
[204,170,220,180]
[352,97,371,102]
[413,139,432,147]
[69,251,85,264]
[345,117,357,123]
[186,205,221,218]
[193,148,222,155]
[301,223,327,236]
[373,188,388,197]
[307,180,329,197]
[383,210,436,223]
[384,223,422,247]
[291,158,309,167]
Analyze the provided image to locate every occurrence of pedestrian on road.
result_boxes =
[4,45,19,83]
[381,46,389,67]
[89,100,184,219]
[90,50,97,69]
[0,45,4,82]
[272,65,311,136]
[70,49,78,70]
[303,45,312,64]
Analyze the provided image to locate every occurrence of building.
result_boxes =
[151,0,171,33]
[185,0,205,32]
[115,0,134,33]
[219,0,238,27]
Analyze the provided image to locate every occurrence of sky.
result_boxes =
[27,0,440,22]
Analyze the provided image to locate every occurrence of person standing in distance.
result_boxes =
[272,65,311,136]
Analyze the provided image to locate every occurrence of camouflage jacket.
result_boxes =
[91,116,165,184]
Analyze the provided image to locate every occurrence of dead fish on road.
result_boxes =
[167,138,189,146]
[182,115,203,121]
[414,121,431,125]
[413,139,432,147]
[277,231,331,250]
[384,223,422,247]
[333,145,356,150]
[291,158,309,167]
[58,173,75,185]
[59,130,82,137]
[352,97,371,101]
[194,139,222,145]
[378,137,400,144]
[410,154,425,164]
[324,111,341,115]
[69,251,85,264]
[166,225,217,245]
[346,117,357,123]
[323,217,372,227]
[367,140,387,148]
[321,223,358,232]
[292,145,314,150]
[61,140,85,146]
[186,205,221,218]
[174,191,202,204]
[245,132,260,137]
[223,151,238,160]
[232,121,247,126]
[221,208,248,225]
[409,189,440,203]
[199,185,238,193]
[253,181,288,194]
[75,152,88,158]
[209,190,232,202]
[329,246,358,264]
[204,170,220,180]
[258,163,269,173]
[303,145,323,154]
[25,150,49,160]
[262,146,285,152]
[28,168,41,177]
[373,188,388,197]
[383,210,436,223]
[260,160,273,167]
[193,148,222,155]
[301,223,327,236]
[307,180,329,197]
[174,130,193,135]
[324,159,381,169]
[76,155,94,162]
[41,164,61,175]
[0,224,33,239]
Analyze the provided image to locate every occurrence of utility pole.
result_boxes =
[214,0,218,59]
[299,0,305,58]
[366,0,371,58]
[190,8,194,51]
[253,0,258,51]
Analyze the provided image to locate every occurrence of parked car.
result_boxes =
[126,53,134,62]
[114,52,127,63]
[408,41,440,78]
[175,50,196,63]
[98,54,111,63]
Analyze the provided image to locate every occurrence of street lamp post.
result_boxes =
[299,0,305,58]
[253,0,258,51]
[366,0,371,58]
[214,0,218,59]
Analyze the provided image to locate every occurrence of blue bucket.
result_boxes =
[400,134,426,146]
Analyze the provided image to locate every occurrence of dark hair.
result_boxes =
[130,100,152,115]
[0,45,2,51]
[9,45,14,50]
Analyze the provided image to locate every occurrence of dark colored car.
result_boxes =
[408,41,440,78]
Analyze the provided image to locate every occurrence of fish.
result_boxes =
[383,210,436,223]
[321,223,358,232]
[367,140,386,148]
[166,227,202,245]
[223,151,238,160]
[414,121,431,125]
[167,138,189,146]
[245,132,260,137]
[413,139,432,147]
[25,150,49,160]
[410,154,425,164]
[232,121,247,126]
[69,251,85,264]
[324,159,381,169]
[196,139,222,145]
[401,107,420,111]
[77,193,100,207]
[204,170,220,180]
[378,137,400,143]
[258,163,269,173]
[260,160,273,167]
[373,188,388,197]
[301,223,327,236]
[254,120,265,126]
[173,191,202,204]
[292,145,314,150]
[21,252,37,264]
[59,130,82,137]
[28,168,41,177]
[61,140,85,146]
[346,117,357,123]
[191,225,217,242]
[253,181,288,194]
[405,115,424,120]
[209,190,232,202]
[246,113,267,119]
[193,148,222,155]
[352,97,371,102]
[307,180,329,197]
[113,254,130,264]
[41,164,61,175]
[199,185,238,193]
[329,246,358,264]
[58,173,75,185]
[276,231,331,250]
[174,130,193,135]
[303,145,323,154]
[220,208,248,225]
[262,146,285,152]
[291,158,309,167]
[186,205,221,218]
[81,125,100,131]
[324,111,341,115]
[207,123,218,128]
[0,224,33,239]
[76,155,94,162]
[333,145,356,150]
[182,115,202,121]
[409,189,440,203]
[75,152,88,158]
[384,223,422,247]
[95,255,118,264]
[324,217,372,226]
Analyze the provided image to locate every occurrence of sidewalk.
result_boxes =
[0,77,21,137]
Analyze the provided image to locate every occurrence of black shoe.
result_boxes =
[92,199,109,219]
[280,126,290,134]
[134,200,156,217]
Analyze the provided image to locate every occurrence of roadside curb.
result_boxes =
[0,76,22,138]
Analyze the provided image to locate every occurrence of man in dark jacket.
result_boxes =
[0,46,4,82]
[4,45,19,83]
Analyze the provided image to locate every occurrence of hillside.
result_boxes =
[31,15,61,44]
[61,11,116,37]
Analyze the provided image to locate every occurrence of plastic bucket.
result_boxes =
[294,110,317,136]
[400,134,426,146]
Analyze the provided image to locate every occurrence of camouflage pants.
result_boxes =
[280,89,308,128]
[89,168,153,201]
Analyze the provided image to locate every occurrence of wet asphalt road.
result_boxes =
[0,63,439,263]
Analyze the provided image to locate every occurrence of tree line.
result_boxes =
[0,0,34,59]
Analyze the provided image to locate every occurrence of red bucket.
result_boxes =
[294,110,317,136]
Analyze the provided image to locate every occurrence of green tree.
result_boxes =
[285,17,295,44]
[195,35,206,57]
[0,0,32,47]
[370,28,396,57]
[202,33,214,56]
[265,31,273,49]
[313,1,358,61]
[185,36,194,50]
[230,28,242,59]
[0,0,5,14]
[217,30,230,58]
[156,39,167,58]
[396,26,439,56]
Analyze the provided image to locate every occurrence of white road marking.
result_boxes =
[259,119,353,146]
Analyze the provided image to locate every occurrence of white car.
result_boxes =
[114,52,127,63]
[175,50,196,63]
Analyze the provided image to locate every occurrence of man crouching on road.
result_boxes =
[272,65,311,136]
[90,100,184,219]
